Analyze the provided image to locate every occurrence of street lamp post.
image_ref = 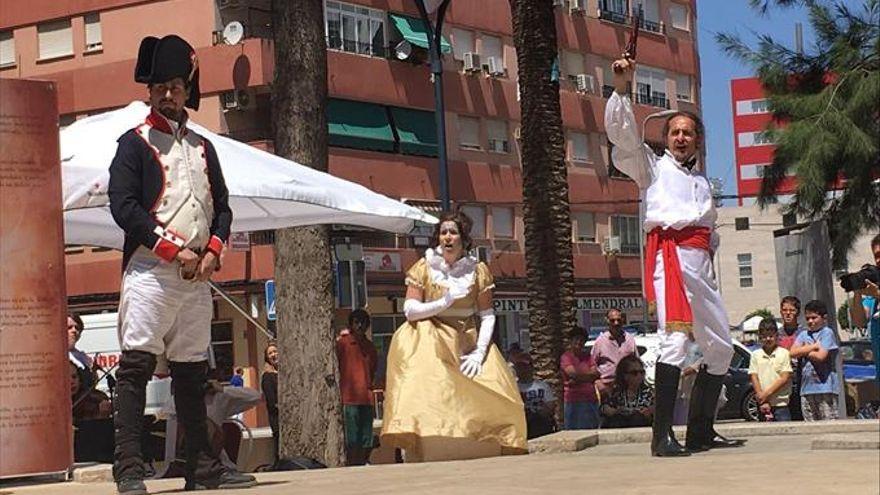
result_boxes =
[414,0,452,211]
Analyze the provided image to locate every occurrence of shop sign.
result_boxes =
[364,250,402,272]
[494,296,642,313]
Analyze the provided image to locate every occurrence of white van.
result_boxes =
[77,312,172,417]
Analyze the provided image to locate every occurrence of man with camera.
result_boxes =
[846,234,880,383]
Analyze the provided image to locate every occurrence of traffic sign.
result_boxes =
[265,280,276,321]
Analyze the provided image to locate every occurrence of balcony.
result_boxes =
[598,9,665,35]
[326,36,389,59]
[635,91,670,109]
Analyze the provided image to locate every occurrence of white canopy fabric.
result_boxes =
[61,101,436,249]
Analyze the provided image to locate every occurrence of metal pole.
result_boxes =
[415,0,452,211]
[207,280,274,340]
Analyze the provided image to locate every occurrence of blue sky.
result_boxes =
[697,1,814,198]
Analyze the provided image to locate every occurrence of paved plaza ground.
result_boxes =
[2,429,878,495]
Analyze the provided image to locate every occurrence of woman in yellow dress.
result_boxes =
[380,211,527,462]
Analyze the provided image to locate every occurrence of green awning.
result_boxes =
[327,99,395,152]
[389,14,452,54]
[389,107,438,157]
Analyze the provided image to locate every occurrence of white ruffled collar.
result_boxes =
[425,247,477,292]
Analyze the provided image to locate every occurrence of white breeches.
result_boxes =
[653,246,733,376]
[117,248,212,362]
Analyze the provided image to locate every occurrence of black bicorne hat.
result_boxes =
[134,35,200,110]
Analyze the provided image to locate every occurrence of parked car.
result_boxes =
[586,334,759,421]
[841,339,877,381]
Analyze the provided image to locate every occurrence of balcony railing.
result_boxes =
[326,35,389,58]
[635,91,670,109]
[598,9,665,34]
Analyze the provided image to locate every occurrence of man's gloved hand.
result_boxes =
[460,348,486,379]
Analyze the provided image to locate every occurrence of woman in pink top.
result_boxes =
[560,328,600,429]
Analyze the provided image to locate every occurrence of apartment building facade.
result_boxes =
[2,0,702,384]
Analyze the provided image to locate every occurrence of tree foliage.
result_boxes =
[717,0,879,266]
[745,308,775,322]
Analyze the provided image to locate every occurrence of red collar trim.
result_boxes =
[145,108,188,137]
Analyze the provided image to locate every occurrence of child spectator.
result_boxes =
[748,318,793,421]
[790,300,840,421]
[560,328,600,429]
[229,368,244,387]
[600,355,654,428]
[513,353,557,438]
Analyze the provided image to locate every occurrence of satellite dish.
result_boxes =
[222,21,245,45]
[394,40,413,61]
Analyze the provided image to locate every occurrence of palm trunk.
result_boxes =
[509,0,576,422]
[271,0,345,467]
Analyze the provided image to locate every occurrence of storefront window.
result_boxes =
[211,321,234,381]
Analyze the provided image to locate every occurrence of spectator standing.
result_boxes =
[512,353,557,439]
[601,355,655,428]
[560,328,600,430]
[260,342,279,465]
[778,296,805,420]
[229,368,244,387]
[790,300,840,421]
[67,314,96,384]
[591,308,637,396]
[848,233,880,384]
[749,319,793,422]
[336,309,378,466]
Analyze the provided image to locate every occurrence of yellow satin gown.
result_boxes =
[380,255,528,461]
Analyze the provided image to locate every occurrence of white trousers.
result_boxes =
[117,247,212,362]
[654,246,733,376]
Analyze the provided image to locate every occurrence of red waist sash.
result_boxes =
[645,226,711,332]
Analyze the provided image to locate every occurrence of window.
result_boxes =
[572,212,595,242]
[602,62,616,97]
[568,132,590,163]
[635,65,668,108]
[632,0,662,32]
[458,116,481,150]
[738,131,773,147]
[38,19,73,60]
[479,34,503,71]
[0,31,15,67]
[740,164,768,179]
[734,217,750,231]
[451,28,474,61]
[325,0,386,57]
[611,215,640,254]
[735,98,770,115]
[563,50,585,81]
[737,253,753,288]
[676,74,691,102]
[84,13,102,52]
[486,119,510,153]
[602,0,628,15]
[491,206,514,238]
[607,141,628,179]
[669,3,689,31]
[460,205,486,238]
[210,321,235,381]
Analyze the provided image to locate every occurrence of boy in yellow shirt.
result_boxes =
[748,318,794,421]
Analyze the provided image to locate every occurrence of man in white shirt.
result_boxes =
[604,57,741,456]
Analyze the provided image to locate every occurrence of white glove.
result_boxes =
[460,309,495,378]
[403,292,455,322]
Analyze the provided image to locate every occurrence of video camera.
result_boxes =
[839,264,880,292]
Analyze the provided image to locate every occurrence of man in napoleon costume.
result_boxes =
[108,35,255,494]
[604,57,745,457]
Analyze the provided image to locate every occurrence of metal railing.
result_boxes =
[326,35,389,58]
[597,9,665,34]
[635,91,670,109]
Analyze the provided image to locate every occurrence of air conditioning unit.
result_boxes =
[575,74,595,94]
[475,246,492,263]
[602,235,621,254]
[569,0,586,13]
[488,139,510,153]
[221,89,255,111]
[463,52,481,73]
[485,56,504,77]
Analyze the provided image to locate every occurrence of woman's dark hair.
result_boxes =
[613,354,646,391]
[68,312,84,334]
[568,326,588,342]
[662,111,705,143]
[264,340,277,365]
[430,211,474,252]
[349,309,370,328]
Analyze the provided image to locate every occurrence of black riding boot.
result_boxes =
[169,361,256,491]
[686,367,745,451]
[113,351,157,495]
[651,363,690,457]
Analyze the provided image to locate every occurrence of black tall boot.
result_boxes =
[651,363,690,457]
[113,351,157,495]
[686,367,745,451]
[169,361,256,491]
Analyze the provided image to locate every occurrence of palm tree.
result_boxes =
[509,0,576,415]
[271,0,345,467]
